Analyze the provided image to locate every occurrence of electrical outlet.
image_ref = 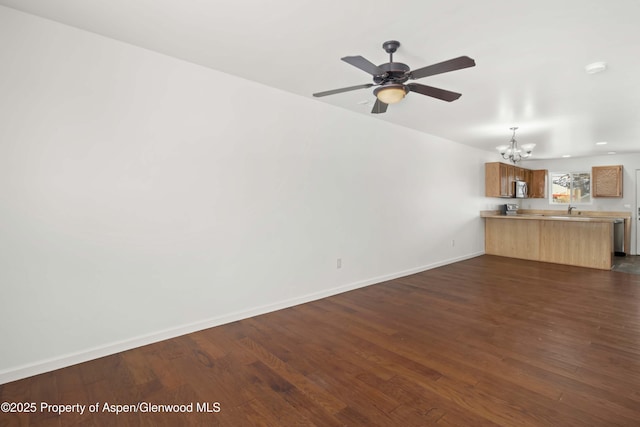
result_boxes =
[337,258,342,269]
[451,239,455,247]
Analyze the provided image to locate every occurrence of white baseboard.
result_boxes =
[0,252,483,385]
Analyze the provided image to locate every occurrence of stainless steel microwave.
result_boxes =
[514,180,528,198]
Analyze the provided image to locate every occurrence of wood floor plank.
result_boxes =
[2,255,640,426]
[237,337,346,415]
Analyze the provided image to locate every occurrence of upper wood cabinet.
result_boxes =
[486,162,514,197]
[485,162,546,198]
[529,169,547,198]
[523,169,533,189]
[592,165,623,197]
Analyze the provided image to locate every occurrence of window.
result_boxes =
[549,172,591,204]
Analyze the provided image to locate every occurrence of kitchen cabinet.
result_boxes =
[502,163,515,197]
[592,165,623,197]
[485,162,514,197]
[523,169,533,190]
[484,215,617,270]
[485,163,545,198]
[529,169,547,198]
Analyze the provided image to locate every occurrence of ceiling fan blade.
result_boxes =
[409,56,476,80]
[313,83,374,97]
[341,56,385,76]
[371,98,388,114]
[407,83,462,102]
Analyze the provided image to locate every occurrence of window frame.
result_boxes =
[549,171,592,205]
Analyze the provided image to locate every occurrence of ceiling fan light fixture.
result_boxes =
[374,85,407,104]
[313,41,475,114]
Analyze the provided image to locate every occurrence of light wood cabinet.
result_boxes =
[592,165,623,197]
[485,217,614,270]
[502,163,515,197]
[529,169,547,198]
[485,163,545,198]
[523,169,533,191]
[485,162,514,197]
[485,163,501,197]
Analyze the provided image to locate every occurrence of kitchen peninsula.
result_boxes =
[481,210,631,270]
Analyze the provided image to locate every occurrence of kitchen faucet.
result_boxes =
[567,205,576,214]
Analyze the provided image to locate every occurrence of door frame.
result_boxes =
[636,169,640,255]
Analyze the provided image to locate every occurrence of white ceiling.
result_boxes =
[2,0,639,160]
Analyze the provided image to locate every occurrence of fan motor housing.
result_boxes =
[373,62,410,84]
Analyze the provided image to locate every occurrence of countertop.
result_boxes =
[480,213,621,223]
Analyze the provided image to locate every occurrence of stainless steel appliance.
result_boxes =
[614,218,625,256]
[514,180,528,198]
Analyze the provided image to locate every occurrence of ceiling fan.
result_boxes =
[313,40,475,114]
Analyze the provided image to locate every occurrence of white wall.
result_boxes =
[0,6,493,383]
[520,153,640,254]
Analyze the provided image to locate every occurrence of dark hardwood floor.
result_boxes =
[2,255,640,426]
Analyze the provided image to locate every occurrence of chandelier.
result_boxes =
[496,127,535,164]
